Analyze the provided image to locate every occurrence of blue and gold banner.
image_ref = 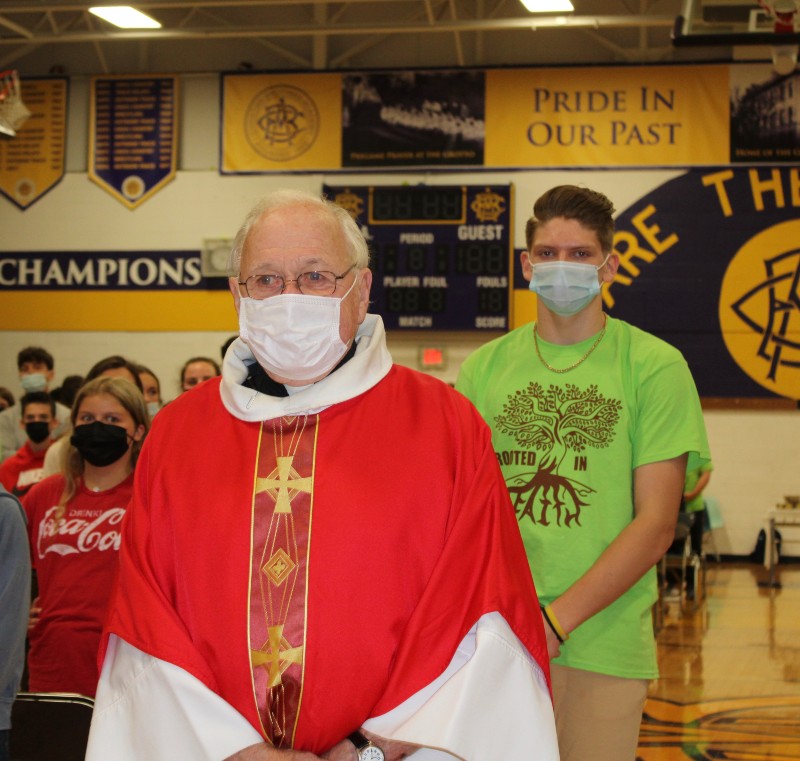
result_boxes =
[0,77,68,210]
[608,167,800,399]
[89,75,178,208]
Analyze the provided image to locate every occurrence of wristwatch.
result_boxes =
[348,730,385,761]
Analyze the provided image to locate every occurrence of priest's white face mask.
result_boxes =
[238,274,360,383]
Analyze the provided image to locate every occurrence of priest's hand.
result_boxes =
[223,743,322,760]
[321,731,419,760]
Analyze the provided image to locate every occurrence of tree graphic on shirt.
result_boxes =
[495,382,621,527]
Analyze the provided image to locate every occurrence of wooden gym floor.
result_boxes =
[637,563,800,760]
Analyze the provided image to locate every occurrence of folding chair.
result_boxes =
[9,692,94,761]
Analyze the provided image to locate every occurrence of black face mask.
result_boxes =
[70,421,131,467]
[25,421,51,444]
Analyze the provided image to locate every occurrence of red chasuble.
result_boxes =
[103,367,548,754]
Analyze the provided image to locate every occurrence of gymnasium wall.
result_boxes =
[1,72,798,558]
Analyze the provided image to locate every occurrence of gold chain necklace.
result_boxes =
[533,315,608,374]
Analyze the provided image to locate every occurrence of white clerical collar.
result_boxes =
[219,314,393,422]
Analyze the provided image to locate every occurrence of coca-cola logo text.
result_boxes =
[37,505,126,558]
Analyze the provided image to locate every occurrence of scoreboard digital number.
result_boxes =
[324,184,512,331]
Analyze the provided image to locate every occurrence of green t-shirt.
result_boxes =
[456,316,710,679]
[684,461,713,513]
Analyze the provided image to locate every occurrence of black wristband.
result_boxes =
[348,730,369,750]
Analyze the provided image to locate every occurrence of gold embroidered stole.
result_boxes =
[249,415,316,748]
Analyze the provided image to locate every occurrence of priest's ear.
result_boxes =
[229,277,243,313]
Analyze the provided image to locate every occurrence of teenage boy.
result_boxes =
[0,347,69,462]
[457,185,710,761]
[0,392,58,497]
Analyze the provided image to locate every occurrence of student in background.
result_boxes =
[0,389,14,412]
[0,348,70,462]
[179,356,220,393]
[23,377,149,698]
[0,392,58,497]
[683,460,713,597]
[136,365,163,419]
[0,485,30,761]
[50,375,85,411]
[41,356,144,479]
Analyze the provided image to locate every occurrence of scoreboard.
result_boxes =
[324,184,512,331]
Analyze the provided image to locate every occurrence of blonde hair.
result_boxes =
[58,376,150,509]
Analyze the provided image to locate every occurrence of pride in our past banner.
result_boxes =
[485,65,729,168]
[220,64,736,172]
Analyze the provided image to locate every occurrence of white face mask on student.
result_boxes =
[528,256,609,316]
[238,275,359,382]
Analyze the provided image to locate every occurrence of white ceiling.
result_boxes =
[0,0,784,77]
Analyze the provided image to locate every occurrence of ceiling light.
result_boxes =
[89,7,161,29]
[520,0,575,12]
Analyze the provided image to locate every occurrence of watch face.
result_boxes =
[360,746,385,761]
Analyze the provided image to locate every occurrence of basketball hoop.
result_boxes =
[0,69,32,139]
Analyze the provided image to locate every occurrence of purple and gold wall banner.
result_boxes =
[89,75,178,209]
[0,77,68,210]
[485,65,729,168]
[606,167,800,399]
[221,72,342,173]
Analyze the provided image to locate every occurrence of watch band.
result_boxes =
[348,730,370,751]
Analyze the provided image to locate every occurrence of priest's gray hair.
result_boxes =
[229,189,369,275]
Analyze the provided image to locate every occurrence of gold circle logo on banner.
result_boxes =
[719,219,800,400]
[245,85,319,162]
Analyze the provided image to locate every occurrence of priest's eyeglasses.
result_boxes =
[238,264,356,300]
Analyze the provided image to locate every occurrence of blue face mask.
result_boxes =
[20,372,48,393]
[528,256,609,316]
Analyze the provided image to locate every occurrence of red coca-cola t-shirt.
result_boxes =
[23,472,133,697]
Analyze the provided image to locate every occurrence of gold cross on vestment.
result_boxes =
[256,455,313,514]
[251,624,304,688]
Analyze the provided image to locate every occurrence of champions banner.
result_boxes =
[0,78,68,209]
[0,250,233,332]
[89,75,178,209]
